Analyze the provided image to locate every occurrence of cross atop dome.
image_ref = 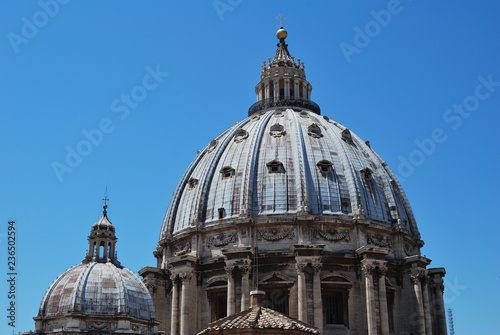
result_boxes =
[276,13,287,28]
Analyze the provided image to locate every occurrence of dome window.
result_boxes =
[234,129,249,143]
[360,167,373,179]
[220,166,235,179]
[274,111,284,117]
[308,124,323,138]
[218,208,225,219]
[188,178,198,189]
[341,129,353,144]
[299,111,309,118]
[207,139,218,153]
[267,160,284,173]
[317,160,333,174]
[270,124,285,137]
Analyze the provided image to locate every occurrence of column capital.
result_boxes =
[224,266,235,276]
[410,269,425,284]
[361,264,375,276]
[179,272,192,282]
[430,279,445,293]
[312,262,322,274]
[296,262,307,273]
[170,273,178,282]
[378,265,388,277]
[240,265,251,275]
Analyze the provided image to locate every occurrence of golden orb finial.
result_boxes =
[276,27,287,40]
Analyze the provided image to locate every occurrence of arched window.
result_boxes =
[341,129,353,144]
[220,166,235,179]
[266,160,284,173]
[188,178,198,189]
[317,160,333,174]
[308,124,322,138]
[270,124,285,137]
[218,208,225,219]
[99,243,105,260]
[234,129,249,143]
[207,139,217,153]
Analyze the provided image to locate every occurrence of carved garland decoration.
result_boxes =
[367,233,392,248]
[313,228,350,242]
[257,228,295,241]
[207,232,237,248]
[88,322,109,330]
[174,241,191,256]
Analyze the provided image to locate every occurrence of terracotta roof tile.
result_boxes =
[196,306,320,335]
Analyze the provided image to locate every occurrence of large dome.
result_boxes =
[38,262,155,320]
[143,26,447,335]
[160,108,418,238]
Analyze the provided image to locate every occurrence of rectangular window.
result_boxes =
[265,288,289,315]
[211,294,227,321]
[324,292,344,325]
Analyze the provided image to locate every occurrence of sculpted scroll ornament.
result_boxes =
[313,228,350,242]
[144,278,158,294]
[404,243,414,256]
[207,232,237,248]
[367,233,392,248]
[257,228,295,241]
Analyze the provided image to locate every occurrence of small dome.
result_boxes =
[38,262,156,320]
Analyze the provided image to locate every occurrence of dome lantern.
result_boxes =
[84,203,119,265]
[249,19,319,116]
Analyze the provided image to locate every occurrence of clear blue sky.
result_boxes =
[1,1,499,334]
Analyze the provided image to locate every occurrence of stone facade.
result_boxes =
[140,26,447,335]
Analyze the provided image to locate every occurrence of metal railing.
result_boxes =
[248,97,321,116]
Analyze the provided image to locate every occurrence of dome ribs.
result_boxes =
[162,108,421,239]
[289,109,311,214]
[252,111,278,214]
